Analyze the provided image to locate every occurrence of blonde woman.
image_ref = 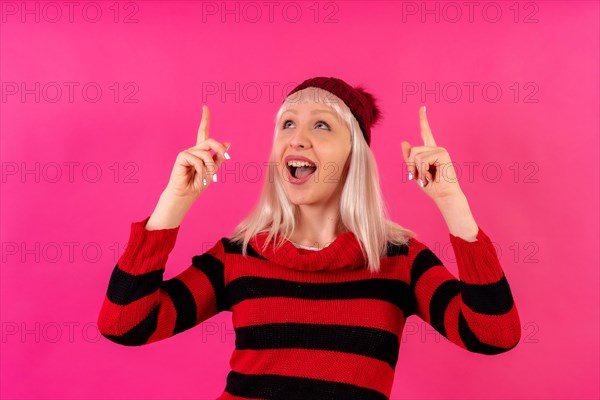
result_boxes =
[98,77,521,400]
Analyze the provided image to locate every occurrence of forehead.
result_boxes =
[277,87,345,124]
[281,104,338,117]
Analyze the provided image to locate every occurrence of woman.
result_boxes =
[97,76,521,400]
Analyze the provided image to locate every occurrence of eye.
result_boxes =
[315,120,331,130]
[280,119,331,130]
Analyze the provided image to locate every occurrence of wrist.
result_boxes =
[433,191,468,209]
[161,189,197,206]
[146,191,195,231]
[434,193,479,242]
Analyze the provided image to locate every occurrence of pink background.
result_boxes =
[1,1,598,399]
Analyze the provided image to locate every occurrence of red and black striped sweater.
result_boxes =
[97,216,521,400]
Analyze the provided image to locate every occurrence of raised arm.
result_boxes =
[97,105,233,345]
[408,226,521,354]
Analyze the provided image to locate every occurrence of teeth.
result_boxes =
[287,160,316,168]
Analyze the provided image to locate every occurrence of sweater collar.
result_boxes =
[250,231,366,272]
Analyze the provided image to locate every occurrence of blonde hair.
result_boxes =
[229,87,416,273]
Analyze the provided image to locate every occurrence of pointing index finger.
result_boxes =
[419,105,436,147]
[197,105,210,145]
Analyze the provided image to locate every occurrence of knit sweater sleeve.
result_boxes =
[407,226,521,354]
[97,216,227,346]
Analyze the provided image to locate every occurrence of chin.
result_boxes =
[285,191,313,205]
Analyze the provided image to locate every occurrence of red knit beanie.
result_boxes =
[285,77,382,147]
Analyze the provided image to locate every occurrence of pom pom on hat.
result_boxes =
[354,85,382,127]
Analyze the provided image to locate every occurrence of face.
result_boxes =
[273,98,352,207]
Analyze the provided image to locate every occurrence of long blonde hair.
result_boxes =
[229,87,416,273]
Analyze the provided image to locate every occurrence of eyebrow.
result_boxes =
[282,109,337,118]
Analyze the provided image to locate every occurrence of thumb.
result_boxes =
[400,141,411,162]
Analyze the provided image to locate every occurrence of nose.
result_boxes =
[289,124,311,149]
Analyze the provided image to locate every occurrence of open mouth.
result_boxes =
[287,163,318,181]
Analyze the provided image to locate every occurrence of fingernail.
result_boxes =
[423,105,427,113]
[425,176,431,184]
[408,171,413,181]
[212,173,218,183]
[418,178,424,188]
[224,152,231,160]
[203,178,207,186]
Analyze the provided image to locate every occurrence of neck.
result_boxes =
[289,203,346,248]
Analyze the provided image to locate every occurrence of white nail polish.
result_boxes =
[212,173,218,183]
[203,178,207,186]
[418,179,424,188]
[408,172,413,181]
[224,152,231,160]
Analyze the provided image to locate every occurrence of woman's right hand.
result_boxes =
[165,105,231,200]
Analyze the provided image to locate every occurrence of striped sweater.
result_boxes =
[97,216,521,400]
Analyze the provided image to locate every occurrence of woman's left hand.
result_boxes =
[401,106,464,203]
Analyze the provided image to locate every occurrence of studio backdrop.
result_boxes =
[1,1,598,399]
